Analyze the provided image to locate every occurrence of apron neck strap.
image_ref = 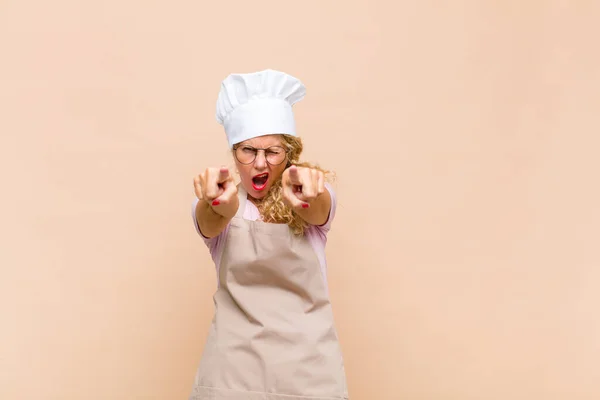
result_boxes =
[235,184,247,218]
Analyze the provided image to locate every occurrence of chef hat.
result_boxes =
[216,69,306,148]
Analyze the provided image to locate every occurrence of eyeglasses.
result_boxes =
[233,145,288,165]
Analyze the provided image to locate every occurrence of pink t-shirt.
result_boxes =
[191,183,336,291]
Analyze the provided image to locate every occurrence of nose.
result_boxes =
[254,150,267,169]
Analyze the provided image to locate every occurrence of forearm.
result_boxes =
[294,189,331,226]
[195,199,234,238]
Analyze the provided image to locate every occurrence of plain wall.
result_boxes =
[1,1,599,399]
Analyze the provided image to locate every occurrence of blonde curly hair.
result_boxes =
[236,134,333,236]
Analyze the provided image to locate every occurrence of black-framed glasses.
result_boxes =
[233,145,288,165]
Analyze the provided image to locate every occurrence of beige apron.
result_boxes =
[190,185,349,400]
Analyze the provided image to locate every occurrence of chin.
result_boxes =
[250,188,269,199]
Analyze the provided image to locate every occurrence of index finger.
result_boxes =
[287,165,302,185]
[217,167,230,183]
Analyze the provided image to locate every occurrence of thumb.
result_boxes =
[283,182,306,209]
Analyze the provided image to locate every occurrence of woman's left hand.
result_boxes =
[282,165,325,210]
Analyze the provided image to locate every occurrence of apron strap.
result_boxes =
[234,183,247,219]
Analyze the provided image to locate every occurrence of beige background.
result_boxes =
[1,1,599,399]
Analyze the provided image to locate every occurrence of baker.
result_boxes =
[189,69,349,400]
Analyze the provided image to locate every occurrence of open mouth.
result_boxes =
[252,173,269,191]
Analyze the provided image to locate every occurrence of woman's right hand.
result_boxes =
[194,166,239,220]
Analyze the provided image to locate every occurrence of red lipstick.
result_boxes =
[251,173,269,191]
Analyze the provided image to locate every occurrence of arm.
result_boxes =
[195,198,235,238]
[293,185,331,226]
[193,167,239,238]
[282,165,331,226]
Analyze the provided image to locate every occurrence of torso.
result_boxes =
[192,182,337,292]
[189,184,349,400]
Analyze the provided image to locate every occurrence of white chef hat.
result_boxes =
[216,69,306,148]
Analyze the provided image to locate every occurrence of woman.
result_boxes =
[189,69,349,400]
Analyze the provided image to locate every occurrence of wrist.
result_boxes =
[212,196,239,220]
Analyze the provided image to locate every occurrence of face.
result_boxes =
[233,134,289,200]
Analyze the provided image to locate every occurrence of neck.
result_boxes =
[247,194,263,206]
